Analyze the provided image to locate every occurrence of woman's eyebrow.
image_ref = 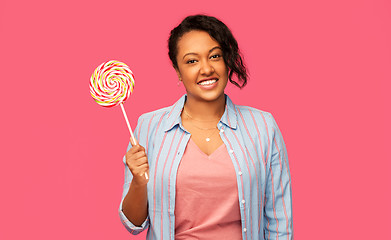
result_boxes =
[182,46,222,59]
[209,46,222,53]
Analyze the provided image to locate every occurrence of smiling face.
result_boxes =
[175,30,229,103]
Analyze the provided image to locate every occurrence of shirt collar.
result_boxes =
[163,94,237,132]
[221,94,238,130]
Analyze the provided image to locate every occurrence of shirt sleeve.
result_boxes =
[118,116,150,235]
[264,113,293,240]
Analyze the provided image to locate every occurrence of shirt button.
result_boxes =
[220,129,224,133]
[219,123,222,127]
[243,228,247,232]
[229,149,234,154]
[241,199,245,204]
[238,171,242,176]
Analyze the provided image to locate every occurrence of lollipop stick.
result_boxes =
[120,103,149,180]
[120,103,137,145]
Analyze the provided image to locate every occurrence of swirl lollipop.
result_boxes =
[90,60,148,179]
[90,60,135,107]
[90,60,136,142]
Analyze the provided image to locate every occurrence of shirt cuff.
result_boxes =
[119,205,149,234]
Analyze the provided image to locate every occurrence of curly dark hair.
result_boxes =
[168,14,248,88]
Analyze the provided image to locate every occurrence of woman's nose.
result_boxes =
[200,60,214,75]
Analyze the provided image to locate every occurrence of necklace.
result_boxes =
[183,107,221,123]
[199,128,218,142]
[183,107,220,142]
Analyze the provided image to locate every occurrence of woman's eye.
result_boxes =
[210,54,221,59]
[186,59,197,64]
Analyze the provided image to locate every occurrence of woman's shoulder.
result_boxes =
[234,104,279,131]
[136,95,185,126]
[133,101,182,148]
[235,104,273,121]
[138,106,172,122]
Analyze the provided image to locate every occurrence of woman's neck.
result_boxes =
[183,94,226,121]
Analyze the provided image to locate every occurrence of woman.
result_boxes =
[119,14,293,240]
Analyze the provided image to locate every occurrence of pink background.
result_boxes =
[1,0,390,239]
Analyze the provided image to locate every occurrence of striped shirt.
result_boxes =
[119,94,293,240]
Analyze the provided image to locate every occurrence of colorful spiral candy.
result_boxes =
[90,60,135,107]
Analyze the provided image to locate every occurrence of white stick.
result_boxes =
[120,103,148,180]
[120,103,137,145]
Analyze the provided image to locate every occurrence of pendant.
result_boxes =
[206,138,210,142]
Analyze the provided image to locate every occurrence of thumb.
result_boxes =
[130,135,139,147]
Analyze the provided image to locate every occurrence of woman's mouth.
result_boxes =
[198,79,217,86]
[197,78,219,90]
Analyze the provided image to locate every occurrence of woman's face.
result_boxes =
[175,30,228,103]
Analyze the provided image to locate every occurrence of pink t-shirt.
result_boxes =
[174,138,242,240]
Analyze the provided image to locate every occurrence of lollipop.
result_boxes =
[90,60,136,142]
[90,60,148,179]
[90,60,135,107]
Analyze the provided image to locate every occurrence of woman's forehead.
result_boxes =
[177,30,220,55]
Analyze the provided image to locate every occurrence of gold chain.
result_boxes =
[182,107,220,142]
[183,107,221,123]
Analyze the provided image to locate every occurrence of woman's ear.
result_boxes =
[175,67,182,81]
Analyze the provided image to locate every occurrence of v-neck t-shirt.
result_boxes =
[174,138,242,239]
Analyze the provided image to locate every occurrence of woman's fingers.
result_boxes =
[131,164,149,176]
[127,154,148,168]
[126,146,146,160]
[136,159,149,170]
[128,144,145,154]
[125,144,150,184]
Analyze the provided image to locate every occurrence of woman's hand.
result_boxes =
[125,143,150,187]
[122,141,149,227]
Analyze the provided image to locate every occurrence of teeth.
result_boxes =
[198,79,217,86]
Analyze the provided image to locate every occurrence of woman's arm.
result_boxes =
[264,114,293,240]
[121,144,149,226]
[119,115,151,235]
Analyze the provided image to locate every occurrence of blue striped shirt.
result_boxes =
[119,94,293,240]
